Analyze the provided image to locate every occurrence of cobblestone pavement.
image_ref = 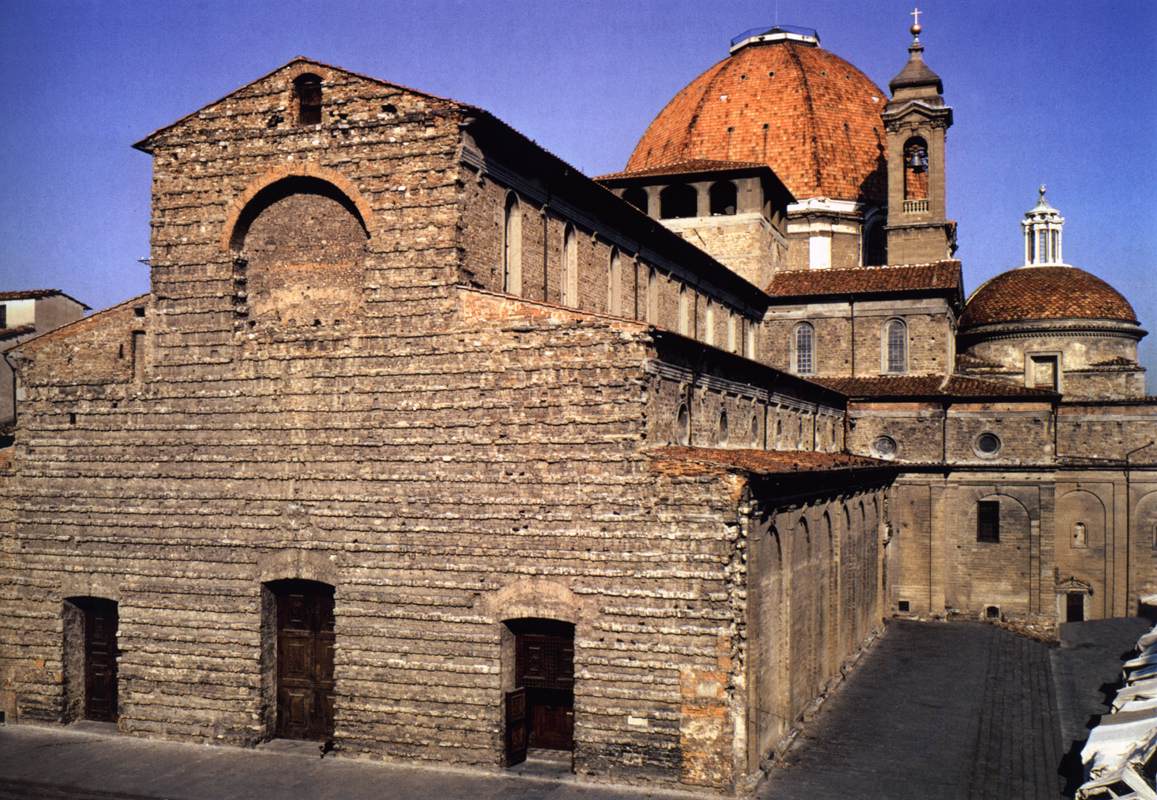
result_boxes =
[760,619,1065,800]
[1,619,1146,800]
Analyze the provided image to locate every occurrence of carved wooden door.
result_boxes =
[515,621,574,751]
[275,581,335,740]
[83,599,118,722]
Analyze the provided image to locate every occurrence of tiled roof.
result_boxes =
[626,41,887,203]
[0,289,62,301]
[0,325,36,341]
[766,262,962,298]
[961,267,1137,328]
[0,289,90,309]
[648,446,889,477]
[956,352,1004,370]
[597,158,768,181]
[815,374,1057,399]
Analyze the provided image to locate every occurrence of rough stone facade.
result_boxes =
[0,58,895,795]
[2,23,1155,799]
[0,292,89,426]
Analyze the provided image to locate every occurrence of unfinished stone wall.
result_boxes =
[0,59,887,795]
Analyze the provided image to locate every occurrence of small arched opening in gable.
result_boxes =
[293,73,324,126]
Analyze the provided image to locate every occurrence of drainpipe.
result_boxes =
[1125,440,1155,615]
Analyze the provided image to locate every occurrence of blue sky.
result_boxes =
[2,0,1155,380]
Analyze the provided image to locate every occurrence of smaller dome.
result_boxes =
[960,267,1137,328]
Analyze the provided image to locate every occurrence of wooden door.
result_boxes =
[504,687,528,766]
[83,599,118,722]
[274,581,335,740]
[514,621,574,751]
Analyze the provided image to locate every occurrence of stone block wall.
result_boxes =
[458,167,762,361]
[744,481,888,770]
[761,299,954,378]
[642,345,844,454]
[959,331,1144,400]
[661,214,784,290]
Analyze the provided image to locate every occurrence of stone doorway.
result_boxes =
[503,619,575,766]
[1066,591,1086,623]
[265,580,335,741]
[62,597,119,723]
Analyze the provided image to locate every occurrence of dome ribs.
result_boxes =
[624,41,887,204]
[961,267,1138,328]
[784,43,825,197]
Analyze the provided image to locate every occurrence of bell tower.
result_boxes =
[883,9,956,264]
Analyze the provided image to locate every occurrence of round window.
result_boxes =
[975,432,1002,456]
[872,435,897,459]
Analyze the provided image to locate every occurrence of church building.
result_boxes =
[1,16,1154,796]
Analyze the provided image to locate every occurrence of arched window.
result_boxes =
[675,403,690,445]
[622,187,648,213]
[793,322,815,375]
[607,249,622,316]
[704,299,715,345]
[562,225,578,307]
[293,73,323,125]
[884,318,908,374]
[677,285,691,335]
[718,409,729,445]
[503,193,522,295]
[709,181,737,216]
[903,137,928,202]
[660,184,697,219]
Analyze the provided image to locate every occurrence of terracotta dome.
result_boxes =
[960,267,1137,329]
[625,35,888,204]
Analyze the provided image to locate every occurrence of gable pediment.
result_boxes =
[133,57,468,153]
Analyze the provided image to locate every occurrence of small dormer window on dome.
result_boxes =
[1021,185,1065,266]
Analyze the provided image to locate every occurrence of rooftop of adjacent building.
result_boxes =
[0,289,89,308]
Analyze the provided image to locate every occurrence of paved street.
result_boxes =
[760,618,1148,800]
[1,618,1147,800]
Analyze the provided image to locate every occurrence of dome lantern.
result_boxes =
[1021,185,1065,267]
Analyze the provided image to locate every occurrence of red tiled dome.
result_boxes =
[960,267,1137,328]
[625,40,887,203]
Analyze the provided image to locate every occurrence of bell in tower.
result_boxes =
[883,9,957,264]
